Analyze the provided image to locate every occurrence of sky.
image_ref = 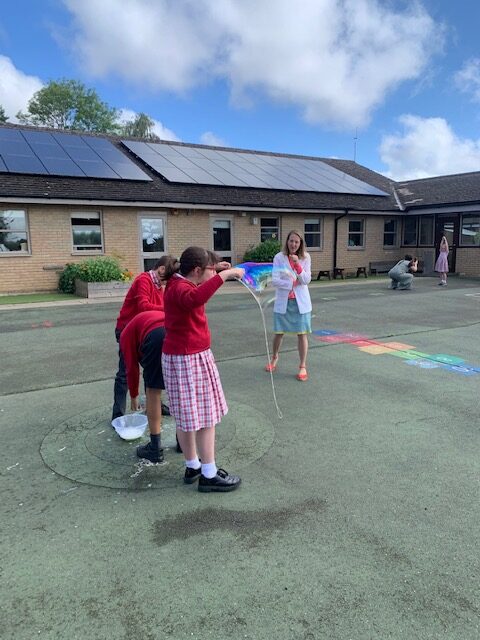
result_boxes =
[1,0,480,181]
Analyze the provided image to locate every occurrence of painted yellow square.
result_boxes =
[358,344,395,355]
[383,342,415,350]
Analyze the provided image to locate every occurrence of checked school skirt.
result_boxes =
[161,349,228,431]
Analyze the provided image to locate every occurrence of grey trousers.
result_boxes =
[388,271,413,290]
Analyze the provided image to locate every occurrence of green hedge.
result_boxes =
[58,257,124,293]
[243,239,281,262]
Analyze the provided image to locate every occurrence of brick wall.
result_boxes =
[456,248,480,276]
[1,204,479,294]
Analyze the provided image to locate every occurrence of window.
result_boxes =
[261,217,279,242]
[140,214,166,270]
[419,216,434,245]
[461,214,480,246]
[403,217,417,246]
[348,219,364,248]
[0,210,29,254]
[304,218,321,248]
[383,219,397,247]
[71,212,103,252]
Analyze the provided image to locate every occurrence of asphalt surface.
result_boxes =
[1,276,479,639]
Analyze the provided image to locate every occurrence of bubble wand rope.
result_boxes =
[235,278,283,419]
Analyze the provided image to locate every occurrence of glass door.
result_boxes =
[211,216,233,263]
[139,214,166,271]
[435,215,458,272]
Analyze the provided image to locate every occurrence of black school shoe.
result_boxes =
[161,403,171,416]
[198,468,241,493]
[136,442,164,464]
[184,466,201,484]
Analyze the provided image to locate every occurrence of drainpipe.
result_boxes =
[334,209,348,271]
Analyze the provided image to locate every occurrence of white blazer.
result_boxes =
[272,252,312,314]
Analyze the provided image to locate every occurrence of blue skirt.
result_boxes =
[274,298,312,335]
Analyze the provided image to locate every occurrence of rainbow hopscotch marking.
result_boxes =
[312,329,480,376]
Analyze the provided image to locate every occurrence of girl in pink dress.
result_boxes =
[435,235,449,286]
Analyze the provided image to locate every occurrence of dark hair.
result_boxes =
[153,255,178,271]
[283,230,306,259]
[404,254,413,261]
[164,246,215,280]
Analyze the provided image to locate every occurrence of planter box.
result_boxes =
[75,279,130,299]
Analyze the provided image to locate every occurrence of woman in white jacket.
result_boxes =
[265,230,312,381]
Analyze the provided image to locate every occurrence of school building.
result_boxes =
[0,123,479,294]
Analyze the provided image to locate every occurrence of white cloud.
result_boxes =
[117,108,180,141]
[0,56,43,121]
[454,58,480,102]
[61,0,443,128]
[379,115,480,180]
[199,131,226,146]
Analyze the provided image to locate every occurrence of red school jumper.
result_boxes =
[116,272,164,332]
[162,273,223,355]
[119,310,165,398]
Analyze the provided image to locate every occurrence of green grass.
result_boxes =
[0,292,78,305]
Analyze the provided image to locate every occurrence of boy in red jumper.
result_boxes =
[112,256,176,421]
[120,310,167,463]
[162,247,244,492]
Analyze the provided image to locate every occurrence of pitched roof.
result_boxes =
[395,172,480,210]
[0,124,398,212]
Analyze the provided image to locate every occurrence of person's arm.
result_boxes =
[409,259,418,272]
[176,268,243,309]
[292,254,312,285]
[132,276,165,314]
[119,329,140,399]
[272,254,295,290]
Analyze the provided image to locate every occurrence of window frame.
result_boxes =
[138,211,168,271]
[418,215,434,246]
[460,213,480,247]
[347,218,365,249]
[0,209,30,256]
[70,211,104,254]
[383,218,398,248]
[260,216,279,243]
[304,217,322,249]
[402,216,418,247]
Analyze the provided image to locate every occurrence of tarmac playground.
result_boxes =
[0,275,479,640]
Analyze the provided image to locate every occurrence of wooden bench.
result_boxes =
[369,261,394,275]
[316,269,331,280]
[369,259,425,275]
[356,266,367,278]
[333,268,345,279]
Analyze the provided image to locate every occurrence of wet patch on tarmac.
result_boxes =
[40,401,275,490]
[152,497,327,548]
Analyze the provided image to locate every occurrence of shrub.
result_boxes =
[58,257,124,293]
[243,239,281,262]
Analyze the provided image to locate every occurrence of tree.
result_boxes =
[0,105,8,123]
[16,79,119,133]
[122,112,159,141]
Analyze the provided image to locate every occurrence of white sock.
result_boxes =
[185,457,200,470]
[201,462,217,479]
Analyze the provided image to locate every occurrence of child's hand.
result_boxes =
[216,261,231,271]
[231,267,245,280]
[130,396,140,411]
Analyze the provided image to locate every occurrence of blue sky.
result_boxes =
[1,0,480,180]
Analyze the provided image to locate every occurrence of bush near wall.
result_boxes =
[243,239,281,262]
[58,256,124,293]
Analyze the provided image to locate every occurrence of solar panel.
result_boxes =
[0,128,152,181]
[121,140,388,195]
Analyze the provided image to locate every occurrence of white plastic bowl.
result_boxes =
[111,413,148,441]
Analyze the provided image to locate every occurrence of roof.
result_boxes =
[396,172,480,210]
[1,124,479,213]
[0,124,398,212]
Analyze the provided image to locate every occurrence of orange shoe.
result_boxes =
[265,356,278,372]
[296,367,308,381]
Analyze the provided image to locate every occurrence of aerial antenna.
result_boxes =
[353,127,358,163]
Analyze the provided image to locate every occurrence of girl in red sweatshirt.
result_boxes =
[162,246,244,492]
